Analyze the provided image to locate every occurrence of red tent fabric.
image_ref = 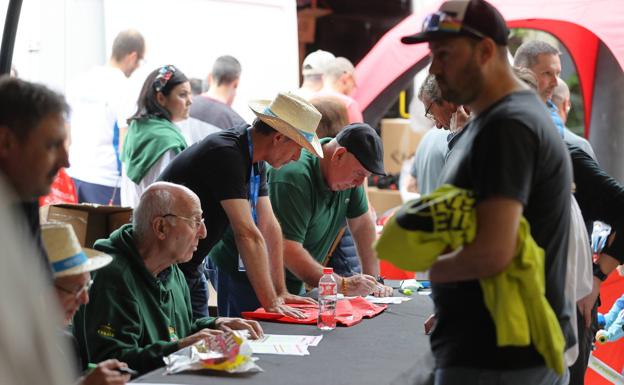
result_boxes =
[353,0,624,138]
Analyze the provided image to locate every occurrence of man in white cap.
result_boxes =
[159,92,321,318]
[295,49,336,100]
[41,222,131,385]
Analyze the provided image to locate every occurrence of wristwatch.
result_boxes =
[376,275,385,285]
[593,262,608,282]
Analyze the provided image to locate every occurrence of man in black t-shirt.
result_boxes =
[159,92,322,319]
[401,1,574,383]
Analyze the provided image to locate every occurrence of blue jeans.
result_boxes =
[186,271,209,320]
[434,366,569,385]
[217,267,261,317]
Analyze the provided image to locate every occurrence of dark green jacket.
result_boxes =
[73,224,215,374]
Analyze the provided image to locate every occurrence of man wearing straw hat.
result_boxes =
[73,182,262,375]
[212,123,394,298]
[41,222,131,385]
[159,92,322,318]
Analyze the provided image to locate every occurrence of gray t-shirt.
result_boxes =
[190,95,246,130]
[410,129,449,195]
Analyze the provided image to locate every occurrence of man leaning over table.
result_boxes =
[73,182,262,375]
[210,123,393,298]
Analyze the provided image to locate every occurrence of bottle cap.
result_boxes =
[323,267,333,275]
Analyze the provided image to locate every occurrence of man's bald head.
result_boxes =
[323,57,357,95]
[133,182,199,241]
[552,77,571,123]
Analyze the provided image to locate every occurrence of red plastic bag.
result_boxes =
[39,168,77,206]
[242,297,387,327]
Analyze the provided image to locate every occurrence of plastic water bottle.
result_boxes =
[317,267,337,330]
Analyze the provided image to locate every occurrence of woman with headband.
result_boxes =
[121,65,191,207]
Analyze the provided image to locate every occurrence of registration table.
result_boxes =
[133,292,434,385]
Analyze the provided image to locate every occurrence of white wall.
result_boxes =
[8,0,299,123]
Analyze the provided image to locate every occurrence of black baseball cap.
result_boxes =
[401,0,509,46]
[336,123,385,176]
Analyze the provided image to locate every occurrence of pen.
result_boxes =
[87,363,138,376]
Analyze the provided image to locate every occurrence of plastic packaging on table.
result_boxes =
[164,332,262,374]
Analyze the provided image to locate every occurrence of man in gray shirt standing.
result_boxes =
[190,55,246,130]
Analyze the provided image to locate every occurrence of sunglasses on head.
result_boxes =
[153,65,176,93]
[422,11,486,40]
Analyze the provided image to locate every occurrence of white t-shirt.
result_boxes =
[563,195,593,366]
[121,149,177,208]
[67,66,136,187]
[0,177,76,385]
[177,117,220,146]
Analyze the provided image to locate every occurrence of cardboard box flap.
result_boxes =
[48,203,132,215]
[40,203,133,248]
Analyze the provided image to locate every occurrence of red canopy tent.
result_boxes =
[353,2,624,384]
[353,0,624,132]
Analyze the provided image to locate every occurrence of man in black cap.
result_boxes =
[402,1,574,384]
[209,123,393,299]
[271,122,392,296]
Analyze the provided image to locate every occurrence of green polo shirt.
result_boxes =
[207,139,368,295]
[269,139,368,294]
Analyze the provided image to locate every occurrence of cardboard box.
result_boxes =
[40,203,132,248]
[367,187,403,215]
[381,118,423,175]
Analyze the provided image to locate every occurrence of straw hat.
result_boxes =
[249,92,323,158]
[41,222,113,278]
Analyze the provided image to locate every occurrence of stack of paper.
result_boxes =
[248,334,323,356]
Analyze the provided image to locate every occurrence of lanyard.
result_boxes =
[247,128,260,224]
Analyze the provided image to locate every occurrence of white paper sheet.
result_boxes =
[364,295,412,304]
[247,334,323,356]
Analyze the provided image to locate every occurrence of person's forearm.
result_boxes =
[283,241,325,287]
[260,218,288,294]
[351,223,380,276]
[234,231,278,308]
[91,339,178,375]
[429,241,514,283]
[430,198,520,283]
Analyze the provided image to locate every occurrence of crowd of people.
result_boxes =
[0,0,622,384]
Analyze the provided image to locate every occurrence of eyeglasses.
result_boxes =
[163,213,205,231]
[422,11,486,40]
[424,102,435,121]
[153,65,176,92]
[55,279,93,299]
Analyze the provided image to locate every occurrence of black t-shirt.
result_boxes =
[158,124,268,276]
[568,144,624,263]
[434,90,575,369]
